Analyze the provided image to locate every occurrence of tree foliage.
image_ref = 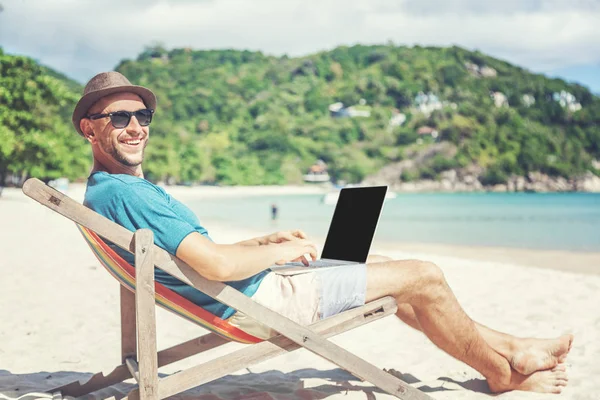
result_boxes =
[2,44,600,185]
[0,48,89,184]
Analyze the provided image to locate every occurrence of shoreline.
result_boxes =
[198,216,600,276]
[4,185,599,275]
[7,180,600,198]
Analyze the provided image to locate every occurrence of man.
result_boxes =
[75,72,572,394]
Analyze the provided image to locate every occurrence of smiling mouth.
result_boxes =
[120,138,143,146]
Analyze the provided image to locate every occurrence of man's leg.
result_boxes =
[364,258,569,393]
[366,255,573,376]
[395,303,572,375]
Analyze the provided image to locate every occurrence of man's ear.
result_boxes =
[80,119,96,143]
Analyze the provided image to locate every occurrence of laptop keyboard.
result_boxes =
[284,259,345,268]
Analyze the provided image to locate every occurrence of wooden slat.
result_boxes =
[120,286,137,363]
[134,230,159,399]
[157,333,228,366]
[125,357,140,383]
[52,298,395,398]
[125,297,400,399]
[23,179,429,400]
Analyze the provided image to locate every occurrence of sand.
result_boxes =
[1,185,599,400]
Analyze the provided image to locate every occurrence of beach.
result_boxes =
[1,185,599,400]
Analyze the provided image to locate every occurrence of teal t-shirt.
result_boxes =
[84,171,268,319]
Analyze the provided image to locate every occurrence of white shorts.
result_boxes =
[227,264,367,339]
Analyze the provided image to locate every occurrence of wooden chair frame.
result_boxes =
[23,178,431,400]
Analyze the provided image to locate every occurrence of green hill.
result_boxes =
[0,48,89,184]
[2,44,600,188]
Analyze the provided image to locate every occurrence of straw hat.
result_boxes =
[72,71,157,136]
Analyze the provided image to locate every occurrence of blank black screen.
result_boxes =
[321,186,387,263]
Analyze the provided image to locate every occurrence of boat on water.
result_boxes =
[321,187,397,205]
[303,171,331,183]
[303,160,331,183]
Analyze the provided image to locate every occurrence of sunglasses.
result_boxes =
[86,108,154,129]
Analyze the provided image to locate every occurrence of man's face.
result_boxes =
[85,93,150,168]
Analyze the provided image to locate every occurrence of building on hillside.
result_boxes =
[413,92,443,115]
[347,107,371,117]
[522,94,536,107]
[328,102,348,117]
[388,109,407,130]
[328,102,371,118]
[303,160,331,183]
[552,90,582,112]
[417,126,439,139]
[491,91,509,108]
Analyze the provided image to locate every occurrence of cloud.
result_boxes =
[397,0,600,16]
[1,0,599,86]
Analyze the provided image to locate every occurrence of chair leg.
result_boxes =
[51,298,420,399]
[124,297,431,400]
[120,285,137,363]
[134,229,159,400]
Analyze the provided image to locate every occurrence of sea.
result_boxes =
[187,192,600,252]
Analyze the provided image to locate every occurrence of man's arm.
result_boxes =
[107,184,315,280]
[176,232,317,282]
[235,237,263,246]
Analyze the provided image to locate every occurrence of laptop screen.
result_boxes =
[321,186,388,263]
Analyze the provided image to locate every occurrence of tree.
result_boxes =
[2,44,598,186]
[0,51,87,183]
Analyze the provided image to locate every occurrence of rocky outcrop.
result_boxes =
[573,171,600,192]
[362,143,600,193]
[362,142,458,187]
[364,165,600,193]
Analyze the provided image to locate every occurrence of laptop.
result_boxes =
[270,185,388,274]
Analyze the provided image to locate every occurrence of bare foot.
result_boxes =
[489,364,569,394]
[510,334,574,375]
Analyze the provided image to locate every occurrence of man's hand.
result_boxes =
[274,239,318,266]
[236,230,308,247]
[259,230,307,245]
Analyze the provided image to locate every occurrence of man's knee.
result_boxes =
[414,260,444,286]
[411,260,447,303]
[366,259,445,303]
[380,259,444,286]
[392,259,445,299]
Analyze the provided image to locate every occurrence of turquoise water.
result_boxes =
[187,192,600,252]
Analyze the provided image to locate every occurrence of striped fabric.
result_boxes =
[78,225,263,344]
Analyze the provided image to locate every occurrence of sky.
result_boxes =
[1,0,599,94]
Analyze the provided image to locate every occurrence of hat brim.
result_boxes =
[72,85,157,136]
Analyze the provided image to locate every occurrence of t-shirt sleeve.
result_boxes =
[110,183,196,255]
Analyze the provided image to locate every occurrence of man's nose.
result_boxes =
[126,115,143,134]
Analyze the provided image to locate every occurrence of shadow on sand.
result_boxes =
[0,368,489,399]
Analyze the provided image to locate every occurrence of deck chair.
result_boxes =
[23,178,432,400]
